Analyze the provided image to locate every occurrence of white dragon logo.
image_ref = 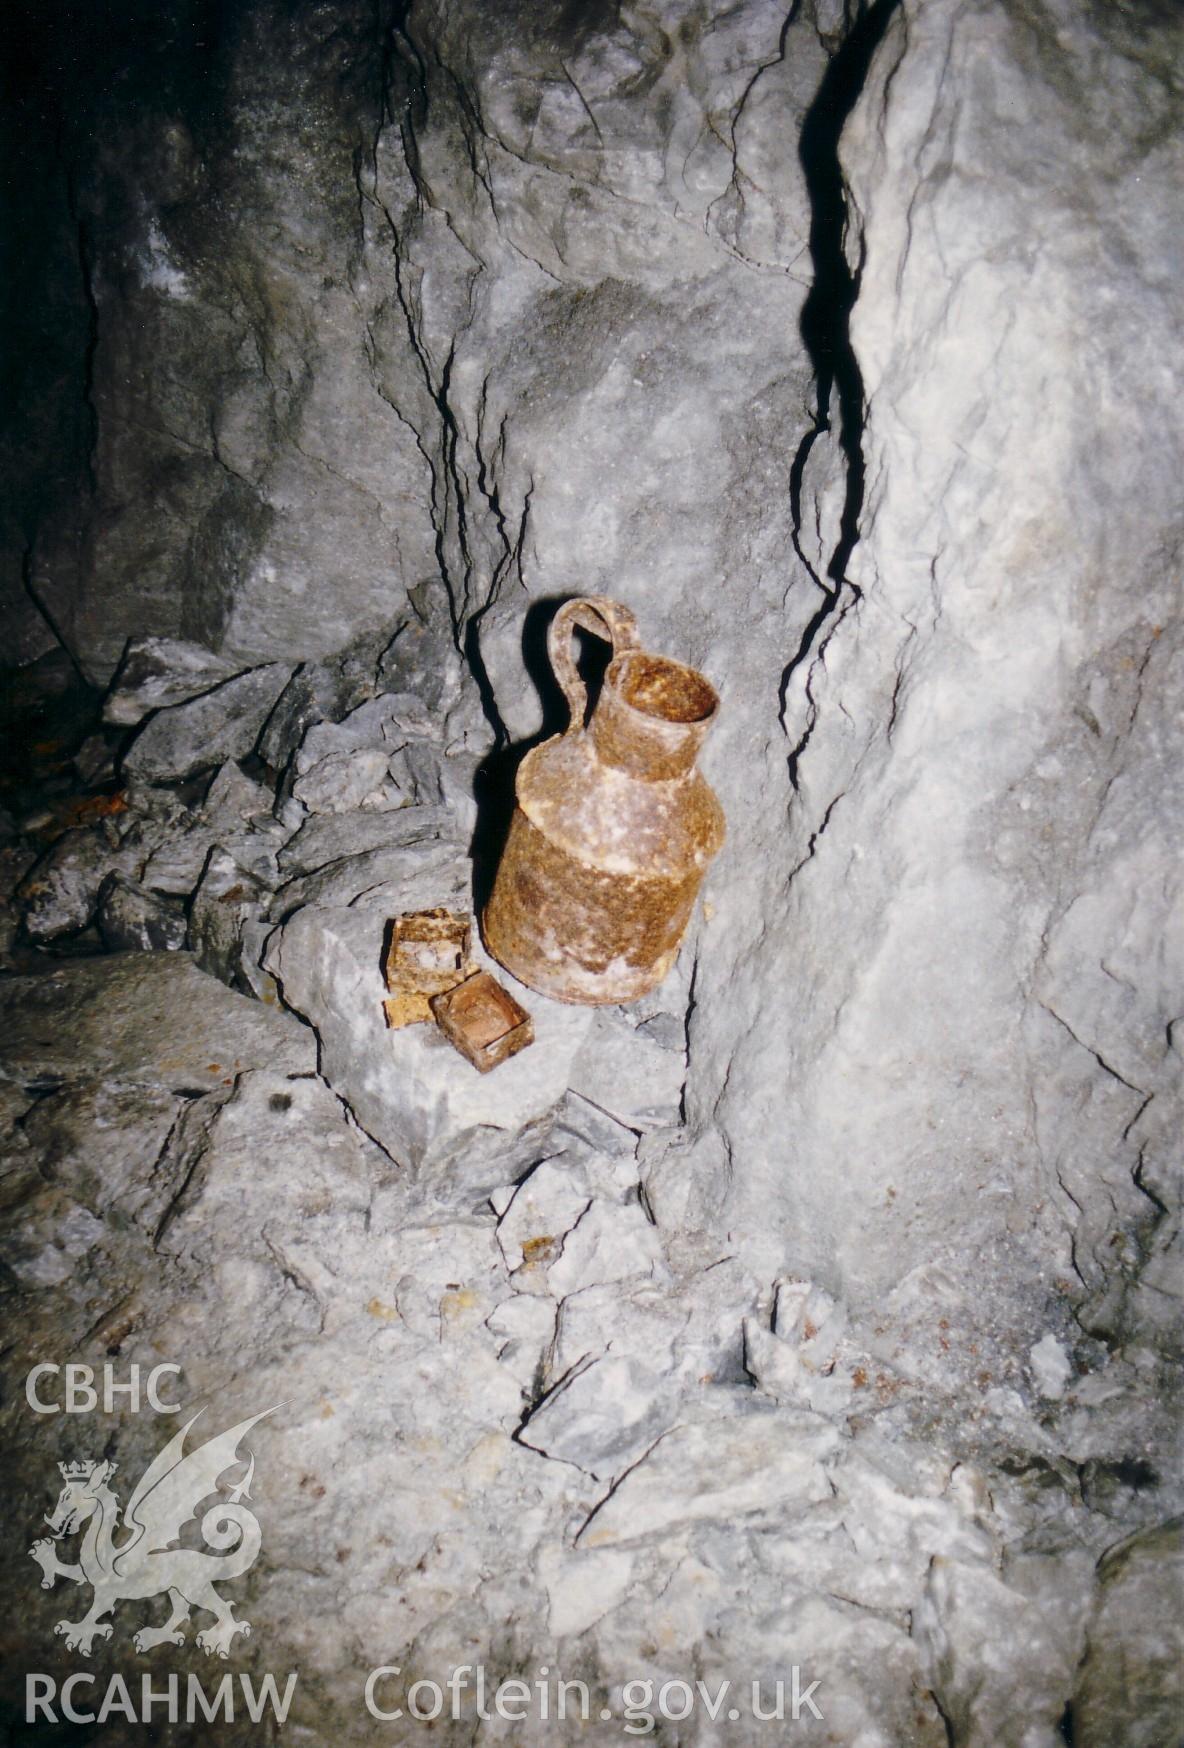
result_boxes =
[29,1408,274,1659]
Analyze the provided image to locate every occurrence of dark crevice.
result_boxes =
[678,949,700,1125]
[19,542,86,685]
[926,1685,956,1748]
[1132,1147,1168,1221]
[574,1427,674,1546]
[378,11,466,654]
[382,9,521,763]
[76,217,100,495]
[1120,1090,1153,1143]
[886,620,917,739]
[795,0,901,585]
[512,1350,595,1440]
[1040,1001,1149,1102]
[787,789,845,882]
[468,592,601,919]
[464,477,533,754]
[463,614,508,749]
[782,0,902,775]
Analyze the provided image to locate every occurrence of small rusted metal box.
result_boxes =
[430,970,534,1073]
[383,908,474,1028]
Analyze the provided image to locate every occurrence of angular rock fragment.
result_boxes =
[259,663,348,776]
[266,905,590,1190]
[292,746,392,814]
[549,1259,756,1393]
[485,1294,557,1391]
[568,1008,687,1131]
[494,1159,593,1282]
[287,693,434,817]
[202,759,276,824]
[743,1288,863,1420]
[122,663,292,781]
[271,813,469,918]
[774,1277,847,1353]
[578,1404,841,1547]
[96,872,187,952]
[1029,1331,1073,1400]
[144,818,284,900]
[140,829,229,899]
[552,1090,641,1162]
[547,1199,666,1300]
[436,747,480,839]
[137,764,288,901]
[188,848,273,996]
[18,826,137,942]
[0,1179,105,1288]
[519,1354,679,1479]
[257,616,407,773]
[278,804,453,878]
[102,637,245,726]
[387,738,445,806]
[0,951,314,1091]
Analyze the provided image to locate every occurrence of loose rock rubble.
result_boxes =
[1,585,1178,1743]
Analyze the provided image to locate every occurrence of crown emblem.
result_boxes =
[57,1460,104,1480]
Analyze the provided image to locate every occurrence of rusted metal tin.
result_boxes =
[431,970,534,1072]
[482,596,724,1005]
[383,907,474,1028]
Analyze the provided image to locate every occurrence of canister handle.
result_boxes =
[548,596,640,732]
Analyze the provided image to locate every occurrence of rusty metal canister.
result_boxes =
[482,596,724,1005]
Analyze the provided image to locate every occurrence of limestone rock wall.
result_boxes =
[12,0,438,684]
[760,0,1183,1332]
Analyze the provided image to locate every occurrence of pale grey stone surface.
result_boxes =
[96,872,187,953]
[122,663,293,782]
[23,16,439,686]
[577,1404,841,1548]
[19,825,140,942]
[127,761,291,902]
[266,904,592,1192]
[568,1008,687,1133]
[913,1550,1095,1748]
[187,848,272,995]
[102,637,247,726]
[269,811,469,917]
[0,952,314,1091]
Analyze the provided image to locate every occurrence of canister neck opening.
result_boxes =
[590,652,719,778]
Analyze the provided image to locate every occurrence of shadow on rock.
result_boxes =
[468,593,614,917]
